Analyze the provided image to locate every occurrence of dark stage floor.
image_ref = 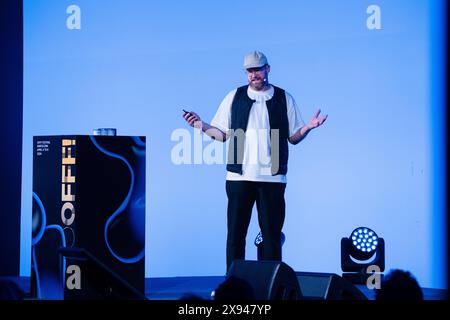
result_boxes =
[1,276,447,300]
[145,276,448,301]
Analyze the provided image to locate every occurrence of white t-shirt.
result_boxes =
[211,85,305,183]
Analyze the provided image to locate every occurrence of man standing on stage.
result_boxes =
[182,51,328,272]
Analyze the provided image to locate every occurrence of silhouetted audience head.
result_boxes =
[0,279,24,300]
[375,269,423,300]
[213,276,254,300]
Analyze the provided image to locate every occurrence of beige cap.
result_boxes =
[243,51,268,69]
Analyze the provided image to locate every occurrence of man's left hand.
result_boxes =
[306,109,328,130]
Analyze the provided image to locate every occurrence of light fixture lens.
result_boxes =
[350,227,380,256]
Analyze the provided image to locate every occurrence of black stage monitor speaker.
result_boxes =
[227,260,302,300]
[295,272,367,300]
[59,247,147,300]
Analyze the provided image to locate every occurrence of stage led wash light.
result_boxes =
[350,227,379,259]
[341,227,385,284]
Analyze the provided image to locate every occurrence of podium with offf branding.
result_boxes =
[32,135,146,299]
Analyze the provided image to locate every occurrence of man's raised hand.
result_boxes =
[306,109,328,130]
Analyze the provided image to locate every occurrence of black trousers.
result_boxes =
[225,180,286,272]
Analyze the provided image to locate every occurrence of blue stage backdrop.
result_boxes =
[21,0,446,289]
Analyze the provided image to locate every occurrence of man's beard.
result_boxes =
[249,78,265,91]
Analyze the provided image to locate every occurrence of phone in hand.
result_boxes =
[182,109,190,115]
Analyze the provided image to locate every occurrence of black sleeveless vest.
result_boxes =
[226,85,289,176]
